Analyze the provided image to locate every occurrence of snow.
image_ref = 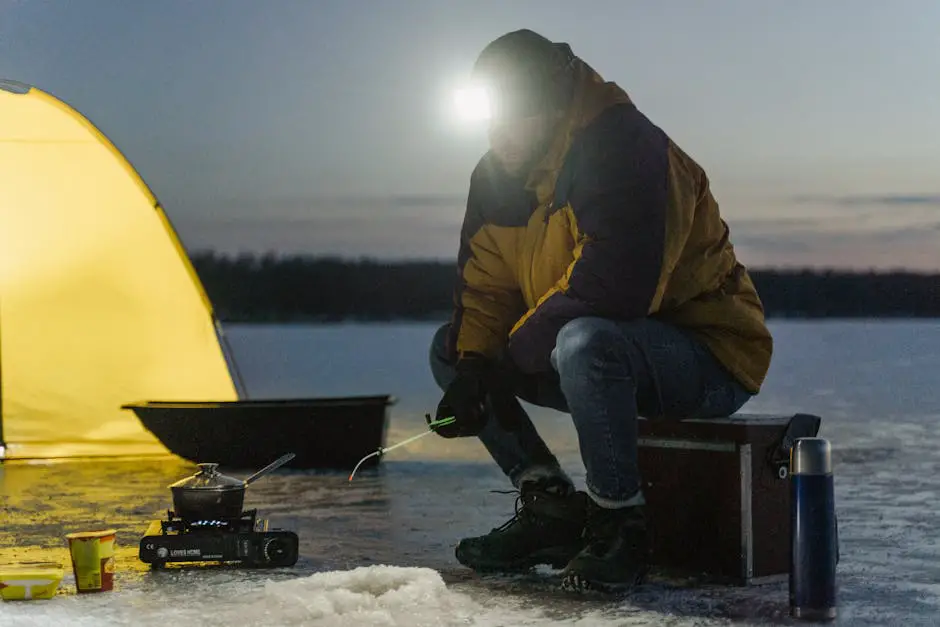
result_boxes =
[0,562,682,626]
[2,319,940,626]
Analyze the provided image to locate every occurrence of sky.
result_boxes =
[1,0,938,270]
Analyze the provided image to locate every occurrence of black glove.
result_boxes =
[430,356,492,438]
[430,355,527,438]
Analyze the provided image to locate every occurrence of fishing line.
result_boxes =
[348,415,456,481]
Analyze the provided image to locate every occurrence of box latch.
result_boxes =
[768,413,822,478]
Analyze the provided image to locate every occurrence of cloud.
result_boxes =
[790,193,940,207]
[728,222,940,271]
[175,213,463,260]
[291,194,466,211]
[167,193,940,270]
[387,194,466,208]
[186,194,467,217]
[728,217,940,237]
[172,213,940,271]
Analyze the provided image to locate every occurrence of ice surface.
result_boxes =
[2,320,940,626]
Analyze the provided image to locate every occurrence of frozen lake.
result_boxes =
[2,320,939,625]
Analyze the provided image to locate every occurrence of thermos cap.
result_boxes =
[790,437,832,476]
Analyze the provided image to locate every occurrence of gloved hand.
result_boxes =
[429,355,492,438]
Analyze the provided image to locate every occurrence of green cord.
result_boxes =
[427,415,457,429]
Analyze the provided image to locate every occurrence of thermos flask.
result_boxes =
[790,437,838,621]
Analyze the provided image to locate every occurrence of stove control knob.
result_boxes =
[263,537,288,563]
[156,547,169,559]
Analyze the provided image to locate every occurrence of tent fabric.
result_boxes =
[0,80,239,460]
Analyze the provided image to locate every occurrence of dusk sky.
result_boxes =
[2,1,937,269]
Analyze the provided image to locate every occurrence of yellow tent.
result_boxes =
[0,79,243,461]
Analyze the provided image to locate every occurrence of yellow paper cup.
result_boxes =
[65,530,116,593]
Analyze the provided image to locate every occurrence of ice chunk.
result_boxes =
[253,565,477,626]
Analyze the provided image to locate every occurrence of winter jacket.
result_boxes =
[447,59,772,393]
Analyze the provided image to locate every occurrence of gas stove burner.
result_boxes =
[159,509,262,535]
[139,509,298,569]
[188,519,236,530]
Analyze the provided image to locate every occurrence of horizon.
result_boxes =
[186,246,940,275]
[2,1,938,270]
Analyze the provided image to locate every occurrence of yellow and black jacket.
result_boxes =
[447,60,773,393]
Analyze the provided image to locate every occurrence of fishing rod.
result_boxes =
[348,415,456,482]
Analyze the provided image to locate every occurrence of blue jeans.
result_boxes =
[429,317,753,507]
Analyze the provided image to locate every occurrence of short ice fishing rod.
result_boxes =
[348,415,456,481]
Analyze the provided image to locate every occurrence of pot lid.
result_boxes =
[168,463,244,490]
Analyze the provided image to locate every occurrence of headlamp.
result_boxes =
[453,86,492,122]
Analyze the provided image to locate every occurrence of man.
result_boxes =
[428,29,772,592]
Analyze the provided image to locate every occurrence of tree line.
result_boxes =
[189,251,940,322]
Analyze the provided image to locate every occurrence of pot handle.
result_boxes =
[244,453,296,485]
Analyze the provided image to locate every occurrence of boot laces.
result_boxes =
[488,488,544,533]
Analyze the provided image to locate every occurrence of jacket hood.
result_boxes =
[526,58,633,203]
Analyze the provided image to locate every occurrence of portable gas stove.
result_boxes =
[138,509,299,569]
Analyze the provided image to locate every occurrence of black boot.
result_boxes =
[455,478,589,573]
[560,498,650,592]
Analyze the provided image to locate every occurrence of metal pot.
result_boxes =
[168,453,295,520]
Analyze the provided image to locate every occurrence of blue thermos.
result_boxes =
[790,437,838,621]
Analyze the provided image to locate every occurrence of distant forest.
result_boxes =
[189,252,940,322]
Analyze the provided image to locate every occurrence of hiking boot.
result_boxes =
[560,499,650,593]
[455,478,589,573]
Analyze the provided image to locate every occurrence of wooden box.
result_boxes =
[637,413,821,585]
